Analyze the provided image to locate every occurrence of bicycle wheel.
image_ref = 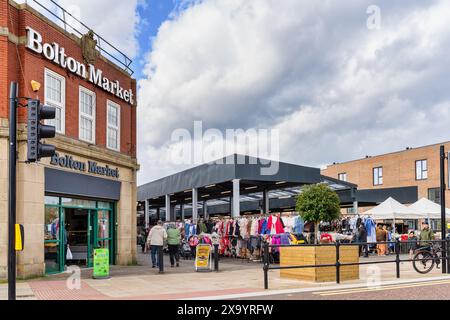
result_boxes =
[413,250,435,274]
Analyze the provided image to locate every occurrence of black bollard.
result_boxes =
[214,244,219,272]
[263,242,269,290]
[158,246,164,274]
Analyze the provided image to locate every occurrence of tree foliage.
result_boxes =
[296,183,341,223]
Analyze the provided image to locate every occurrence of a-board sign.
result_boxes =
[93,248,110,279]
[195,244,212,272]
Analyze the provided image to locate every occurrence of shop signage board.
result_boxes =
[25,27,134,105]
[50,153,120,179]
[93,248,110,279]
[195,244,212,272]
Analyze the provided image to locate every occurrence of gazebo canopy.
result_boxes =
[365,197,420,220]
[408,198,450,219]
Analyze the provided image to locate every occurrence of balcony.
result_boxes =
[20,0,134,75]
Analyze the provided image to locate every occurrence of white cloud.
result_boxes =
[137,0,450,184]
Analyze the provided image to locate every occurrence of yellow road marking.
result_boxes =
[314,279,450,296]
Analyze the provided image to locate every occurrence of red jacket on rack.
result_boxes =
[267,215,285,234]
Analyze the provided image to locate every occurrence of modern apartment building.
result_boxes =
[322,142,450,210]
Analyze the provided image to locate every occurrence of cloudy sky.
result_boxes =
[27,0,450,184]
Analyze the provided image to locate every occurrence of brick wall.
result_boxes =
[3,2,137,157]
[322,142,450,208]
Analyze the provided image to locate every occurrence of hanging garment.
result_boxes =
[258,218,264,234]
[365,218,376,243]
[293,216,304,234]
[250,219,259,236]
[280,217,286,228]
[260,218,269,235]
[184,223,191,240]
[228,220,235,236]
[234,220,240,237]
[365,218,375,236]
[349,217,357,231]
[271,236,281,253]
[239,218,249,238]
[280,233,290,245]
[281,217,290,233]
[268,215,284,234]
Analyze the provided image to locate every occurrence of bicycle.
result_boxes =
[412,242,443,274]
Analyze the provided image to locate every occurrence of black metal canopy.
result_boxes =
[143,186,419,219]
[138,154,356,208]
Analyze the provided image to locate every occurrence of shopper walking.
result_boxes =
[167,224,181,267]
[138,227,148,253]
[357,224,368,257]
[376,224,387,256]
[189,235,199,259]
[407,231,418,259]
[146,220,167,268]
[384,225,394,255]
[418,222,435,247]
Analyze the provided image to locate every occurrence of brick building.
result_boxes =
[1,0,138,278]
[322,142,450,211]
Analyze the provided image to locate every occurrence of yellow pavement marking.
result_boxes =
[314,279,450,296]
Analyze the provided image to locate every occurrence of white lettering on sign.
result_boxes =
[26,26,134,105]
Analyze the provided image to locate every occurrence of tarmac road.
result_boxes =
[237,279,450,300]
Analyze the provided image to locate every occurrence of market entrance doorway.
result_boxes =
[65,208,93,267]
[44,196,116,274]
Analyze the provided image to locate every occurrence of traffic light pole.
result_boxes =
[440,145,448,274]
[8,82,18,301]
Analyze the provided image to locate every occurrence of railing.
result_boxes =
[24,0,134,75]
[262,239,450,290]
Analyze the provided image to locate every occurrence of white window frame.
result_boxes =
[78,86,96,144]
[106,100,121,152]
[373,167,383,186]
[338,173,347,182]
[44,68,65,134]
[415,159,428,180]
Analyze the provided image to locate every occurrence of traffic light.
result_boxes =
[27,99,56,162]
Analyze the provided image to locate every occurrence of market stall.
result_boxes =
[408,198,450,223]
[364,197,420,233]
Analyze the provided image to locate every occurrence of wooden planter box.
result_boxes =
[280,246,359,282]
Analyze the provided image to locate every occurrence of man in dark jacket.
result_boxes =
[357,225,368,257]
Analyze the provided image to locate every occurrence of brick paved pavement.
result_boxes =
[1,249,448,300]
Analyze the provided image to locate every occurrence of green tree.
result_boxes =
[296,184,341,244]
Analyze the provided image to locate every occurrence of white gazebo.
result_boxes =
[408,198,450,222]
[364,197,420,233]
[365,197,420,220]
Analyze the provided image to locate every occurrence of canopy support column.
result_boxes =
[144,199,149,229]
[192,188,198,223]
[203,201,208,220]
[165,194,171,222]
[351,187,358,215]
[232,179,241,218]
[263,189,269,214]
[181,202,185,221]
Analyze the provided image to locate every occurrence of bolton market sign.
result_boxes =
[25,27,134,105]
[50,153,120,179]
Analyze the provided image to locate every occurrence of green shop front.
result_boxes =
[44,167,121,274]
